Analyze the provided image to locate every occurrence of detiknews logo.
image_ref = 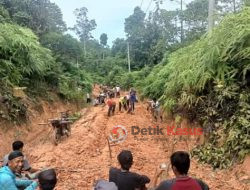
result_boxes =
[109,125,128,143]
[131,126,203,136]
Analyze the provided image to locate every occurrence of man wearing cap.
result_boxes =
[2,141,39,175]
[0,151,38,190]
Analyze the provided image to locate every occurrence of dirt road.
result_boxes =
[26,94,249,190]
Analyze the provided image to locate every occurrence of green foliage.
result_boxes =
[57,65,92,101]
[111,38,127,58]
[0,84,28,123]
[100,33,108,47]
[0,0,66,35]
[140,8,250,168]
[138,63,167,99]
[0,23,54,122]
[192,90,250,169]
[245,0,250,6]
[0,22,93,123]
[40,32,82,65]
[217,0,243,14]
[121,66,152,90]
[125,7,146,38]
[0,23,54,86]
[73,6,96,56]
[58,74,82,101]
[70,112,82,122]
[84,56,126,83]
[183,0,208,42]
[124,7,147,68]
[40,31,93,101]
[105,65,125,86]
[0,5,10,23]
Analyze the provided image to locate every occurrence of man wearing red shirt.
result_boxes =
[155,151,209,190]
[107,97,116,117]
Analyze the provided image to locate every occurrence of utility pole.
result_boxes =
[83,40,86,57]
[170,0,184,42]
[180,0,183,43]
[233,0,236,13]
[127,42,131,72]
[76,56,79,68]
[208,0,215,31]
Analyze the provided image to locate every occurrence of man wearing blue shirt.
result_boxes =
[0,151,37,190]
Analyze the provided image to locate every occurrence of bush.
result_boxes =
[138,8,250,168]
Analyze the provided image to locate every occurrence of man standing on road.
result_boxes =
[86,93,91,103]
[116,86,121,98]
[107,96,116,117]
[128,91,137,114]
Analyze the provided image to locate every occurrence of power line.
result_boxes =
[127,42,131,72]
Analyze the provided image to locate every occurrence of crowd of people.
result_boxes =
[0,141,57,190]
[0,86,209,189]
[0,143,210,190]
[87,84,163,121]
[87,85,138,117]
[93,150,209,190]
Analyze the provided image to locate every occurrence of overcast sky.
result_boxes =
[51,0,192,46]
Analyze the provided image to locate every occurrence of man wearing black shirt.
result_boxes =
[109,150,150,190]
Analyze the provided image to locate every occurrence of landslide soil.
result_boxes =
[0,87,249,190]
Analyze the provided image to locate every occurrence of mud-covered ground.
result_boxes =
[1,87,249,189]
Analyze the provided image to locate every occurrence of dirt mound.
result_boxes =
[29,98,249,189]
[0,89,249,189]
[0,100,78,160]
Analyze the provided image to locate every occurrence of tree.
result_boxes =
[73,7,97,57]
[183,0,208,42]
[124,7,146,69]
[245,0,250,6]
[40,32,83,68]
[0,23,54,86]
[217,0,243,14]
[100,33,108,59]
[111,38,127,58]
[143,10,166,65]
[156,9,179,48]
[125,7,146,39]
[0,0,66,35]
[0,5,10,23]
[100,33,108,47]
